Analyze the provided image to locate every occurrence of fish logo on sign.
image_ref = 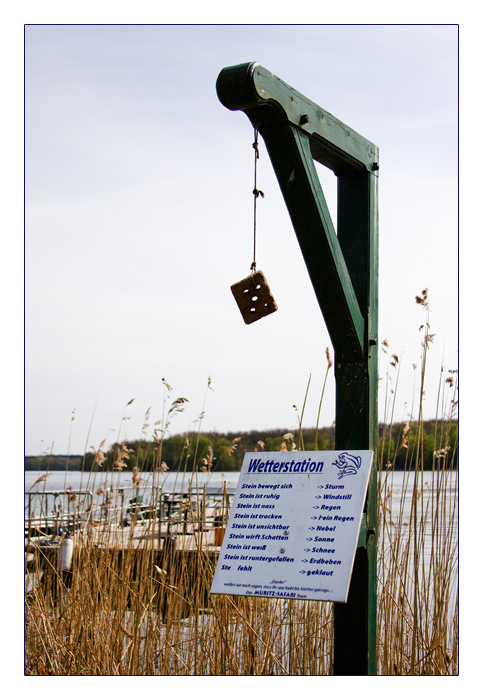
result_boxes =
[333,452,362,479]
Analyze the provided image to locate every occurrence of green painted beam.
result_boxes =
[217,62,379,675]
[217,62,367,362]
[216,61,379,175]
[333,169,378,676]
[357,514,367,549]
[259,123,365,361]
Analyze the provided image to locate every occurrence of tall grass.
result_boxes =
[377,291,458,675]
[25,481,335,675]
[25,294,458,675]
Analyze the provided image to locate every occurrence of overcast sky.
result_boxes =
[24,24,458,457]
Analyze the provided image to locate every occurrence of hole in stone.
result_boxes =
[250,308,256,313]
[243,289,250,295]
[252,296,258,302]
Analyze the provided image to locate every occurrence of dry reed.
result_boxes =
[25,443,457,674]
[25,296,458,675]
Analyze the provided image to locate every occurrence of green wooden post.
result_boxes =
[216,62,379,675]
[332,170,378,675]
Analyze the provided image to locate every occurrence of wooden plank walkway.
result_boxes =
[26,522,226,555]
[84,521,224,550]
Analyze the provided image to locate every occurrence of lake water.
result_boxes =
[25,468,458,589]
[25,467,458,572]
[24,469,239,495]
[24,467,459,524]
[25,467,459,653]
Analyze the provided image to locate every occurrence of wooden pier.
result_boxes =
[25,487,231,613]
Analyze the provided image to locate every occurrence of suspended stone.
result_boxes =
[230,270,278,324]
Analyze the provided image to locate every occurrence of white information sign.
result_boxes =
[211,450,373,602]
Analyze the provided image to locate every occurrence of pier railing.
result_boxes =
[25,485,236,540]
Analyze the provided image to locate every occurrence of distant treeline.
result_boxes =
[25,420,457,473]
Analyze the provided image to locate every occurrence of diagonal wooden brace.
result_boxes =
[216,62,378,363]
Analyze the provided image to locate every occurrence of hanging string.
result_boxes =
[251,126,264,273]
